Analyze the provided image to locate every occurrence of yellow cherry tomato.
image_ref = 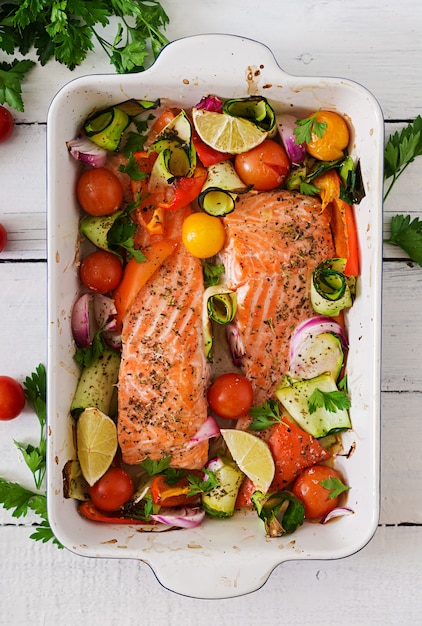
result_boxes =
[306,111,350,161]
[182,212,226,258]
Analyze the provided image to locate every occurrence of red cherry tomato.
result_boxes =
[76,167,124,216]
[292,465,347,520]
[207,373,254,419]
[0,106,14,143]
[0,224,7,252]
[0,376,26,420]
[80,250,123,294]
[234,139,290,191]
[89,467,134,512]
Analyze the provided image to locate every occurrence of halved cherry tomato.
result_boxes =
[234,139,290,191]
[207,373,254,420]
[292,465,347,519]
[0,376,26,420]
[77,167,124,216]
[80,250,123,294]
[89,467,134,512]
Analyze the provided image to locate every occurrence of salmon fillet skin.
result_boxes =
[219,189,335,404]
[118,208,211,468]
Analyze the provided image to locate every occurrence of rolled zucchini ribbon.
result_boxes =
[223,96,276,136]
[202,285,237,360]
[83,98,160,151]
[311,258,356,316]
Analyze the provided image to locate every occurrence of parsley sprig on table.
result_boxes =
[384,116,422,266]
[0,0,169,111]
[0,364,62,548]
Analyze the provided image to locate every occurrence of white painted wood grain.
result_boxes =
[0,525,421,624]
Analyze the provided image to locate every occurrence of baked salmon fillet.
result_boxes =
[219,189,335,404]
[117,208,210,468]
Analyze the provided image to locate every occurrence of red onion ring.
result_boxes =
[320,507,354,524]
[289,315,348,363]
[188,415,220,447]
[150,506,206,529]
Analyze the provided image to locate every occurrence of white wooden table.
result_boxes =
[1,1,421,623]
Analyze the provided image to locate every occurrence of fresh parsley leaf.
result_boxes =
[0,59,36,111]
[384,214,422,266]
[187,470,219,495]
[161,468,187,486]
[308,388,351,414]
[122,130,148,155]
[118,153,148,181]
[0,0,169,112]
[299,181,321,195]
[319,476,350,499]
[248,399,282,431]
[74,330,107,368]
[142,456,172,476]
[384,116,422,201]
[0,479,38,518]
[107,216,146,262]
[203,262,225,287]
[294,111,327,145]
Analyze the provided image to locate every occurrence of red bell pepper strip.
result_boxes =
[158,165,208,211]
[191,128,233,167]
[78,501,155,525]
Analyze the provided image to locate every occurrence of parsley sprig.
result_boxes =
[294,111,327,145]
[383,116,422,265]
[0,364,62,548]
[308,387,351,414]
[0,0,169,111]
[248,399,283,431]
[384,215,422,267]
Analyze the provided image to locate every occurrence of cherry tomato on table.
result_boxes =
[207,372,254,420]
[0,224,7,252]
[80,250,123,293]
[234,139,290,191]
[292,464,348,520]
[0,376,26,420]
[0,106,14,143]
[89,467,134,512]
[76,166,124,216]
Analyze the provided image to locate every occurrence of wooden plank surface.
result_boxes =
[1,0,422,620]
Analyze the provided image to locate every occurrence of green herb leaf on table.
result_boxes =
[384,115,422,201]
[384,214,422,267]
[0,0,170,111]
[0,364,62,548]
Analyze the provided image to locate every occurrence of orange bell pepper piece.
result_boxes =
[150,473,201,507]
[113,239,177,331]
[314,169,360,276]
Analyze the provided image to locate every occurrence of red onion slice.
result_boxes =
[226,322,245,366]
[71,294,97,348]
[66,134,108,167]
[188,415,220,447]
[150,506,206,529]
[277,114,306,164]
[320,507,354,524]
[289,315,348,363]
[93,294,118,332]
[195,95,223,113]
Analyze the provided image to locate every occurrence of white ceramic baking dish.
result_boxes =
[46,33,383,599]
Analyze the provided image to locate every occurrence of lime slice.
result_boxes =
[220,429,275,493]
[76,407,118,486]
[192,108,268,154]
